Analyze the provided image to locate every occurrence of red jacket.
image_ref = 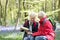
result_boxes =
[32,17,55,40]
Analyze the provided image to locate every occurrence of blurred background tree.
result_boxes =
[0,0,59,26]
[58,0,60,23]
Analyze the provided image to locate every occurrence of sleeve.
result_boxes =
[32,26,41,36]
[32,31,40,36]
[21,21,28,32]
[44,21,55,37]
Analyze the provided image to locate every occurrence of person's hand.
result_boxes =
[27,32,32,35]
[20,27,23,31]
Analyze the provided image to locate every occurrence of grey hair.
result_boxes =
[29,12,36,18]
[38,11,46,17]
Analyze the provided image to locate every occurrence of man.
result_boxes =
[31,11,55,40]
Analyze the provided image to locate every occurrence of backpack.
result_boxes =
[43,17,56,31]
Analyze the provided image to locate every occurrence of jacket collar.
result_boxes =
[39,16,47,24]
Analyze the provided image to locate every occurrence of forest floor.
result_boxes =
[0,22,60,40]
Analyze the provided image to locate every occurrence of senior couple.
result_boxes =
[20,11,55,40]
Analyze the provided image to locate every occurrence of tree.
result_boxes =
[0,0,2,25]
[4,0,8,26]
[15,0,21,29]
[52,0,56,11]
[44,0,47,12]
[23,0,28,19]
[58,0,60,22]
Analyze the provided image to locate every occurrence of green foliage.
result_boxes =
[0,0,59,25]
[0,31,60,40]
[0,32,24,40]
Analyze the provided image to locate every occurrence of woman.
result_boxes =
[20,12,38,40]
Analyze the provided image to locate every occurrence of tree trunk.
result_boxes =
[44,0,47,12]
[41,0,47,12]
[4,0,8,26]
[15,0,21,29]
[23,0,27,19]
[52,0,56,19]
[0,0,2,25]
[23,0,26,10]
[58,0,60,23]
[52,0,56,10]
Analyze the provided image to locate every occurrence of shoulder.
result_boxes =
[24,20,29,24]
[46,20,51,24]
[45,20,52,26]
[23,20,29,27]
